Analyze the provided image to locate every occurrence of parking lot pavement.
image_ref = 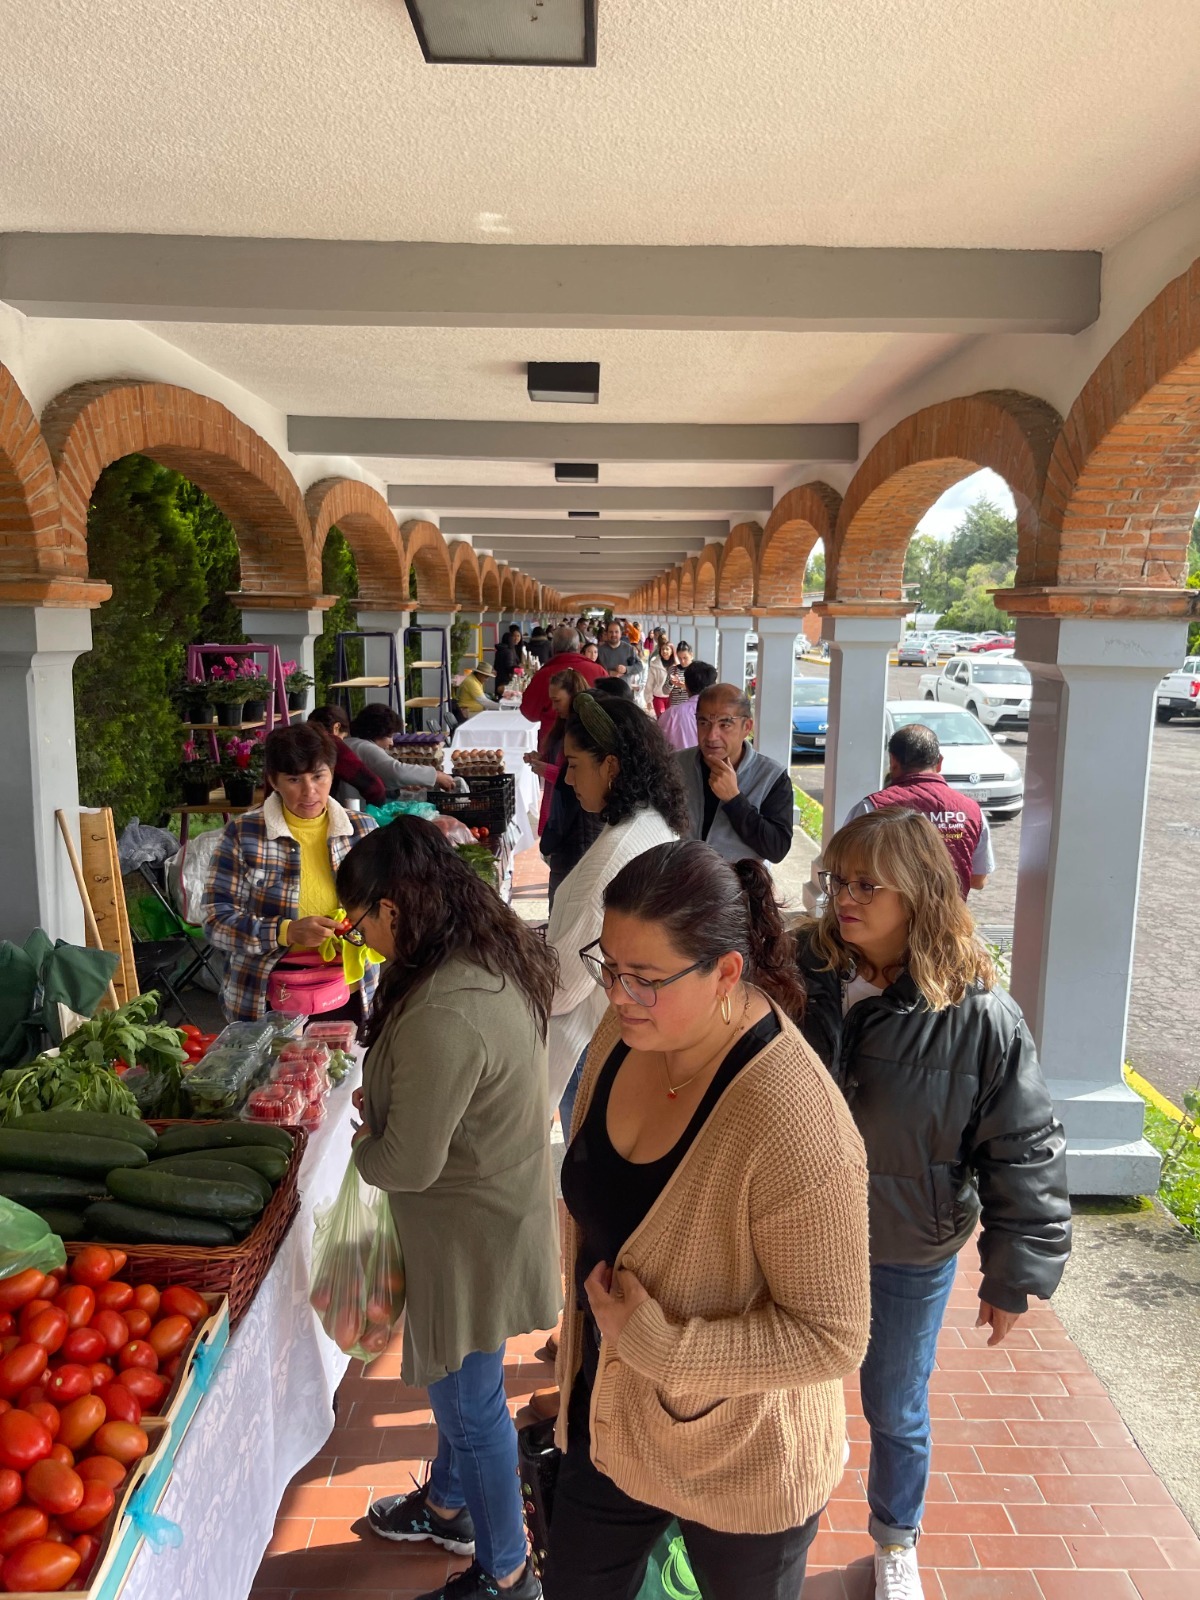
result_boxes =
[790,662,1200,1107]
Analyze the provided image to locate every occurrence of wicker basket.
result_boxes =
[66,1121,308,1328]
[431,771,516,835]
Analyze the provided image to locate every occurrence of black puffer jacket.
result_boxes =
[795,928,1071,1312]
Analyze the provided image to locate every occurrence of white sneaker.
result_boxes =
[874,1542,924,1600]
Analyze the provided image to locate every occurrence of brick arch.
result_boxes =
[43,380,319,596]
[0,362,68,587]
[666,567,682,614]
[717,522,761,611]
[499,567,516,609]
[447,541,482,609]
[678,558,697,613]
[478,555,501,610]
[561,590,628,609]
[760,482,841,608]
[695,543,721,610]
[399,519,454,608]
[1036,257,1200,592]
[828,391,1061,604]
[305,478,405,606]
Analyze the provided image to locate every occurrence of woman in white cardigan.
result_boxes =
[546,693,691,1125]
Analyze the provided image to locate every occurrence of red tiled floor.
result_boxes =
[252,1235,1200,1600]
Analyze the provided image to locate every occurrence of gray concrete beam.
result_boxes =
[0,236,1101,334]
[386,485,774,512]
[290,418,858,462]
[441,517,722,541]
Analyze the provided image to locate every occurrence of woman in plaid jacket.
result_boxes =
[205,722,379,1021]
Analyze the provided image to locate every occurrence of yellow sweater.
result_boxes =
[278,807,338,949]
[555,1004,870,1534]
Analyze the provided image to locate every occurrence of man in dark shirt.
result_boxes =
[493,625,524,694]
[595,619,642,680]
[673,684,793,863]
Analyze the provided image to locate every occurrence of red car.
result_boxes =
[967,635,1016,653]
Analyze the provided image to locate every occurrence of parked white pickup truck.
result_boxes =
[1156,656,1200,723]
[917,654,1032,731]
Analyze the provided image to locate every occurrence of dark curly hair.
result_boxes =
[336,816,559,1047]
[564,695,689,835]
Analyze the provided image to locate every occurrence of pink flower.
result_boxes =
[281,660,298,676]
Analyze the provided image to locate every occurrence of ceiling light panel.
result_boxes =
[405,0,597,68]
[527,361,600,403]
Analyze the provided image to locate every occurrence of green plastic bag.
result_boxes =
[0,1199,68,1280]
[636,1523,700,1600]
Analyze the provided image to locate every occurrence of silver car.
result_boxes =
[897,636,938,667]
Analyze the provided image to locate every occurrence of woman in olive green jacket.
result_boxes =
[337,818,561,1600]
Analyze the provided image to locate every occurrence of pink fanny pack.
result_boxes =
[267,952,350,1015]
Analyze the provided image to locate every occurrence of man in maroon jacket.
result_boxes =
[520,625,607,746]
[844,722,994,896]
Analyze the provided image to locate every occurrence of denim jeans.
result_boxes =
[558,1046,588,1139]
[859,1257,958,1547]
[427,1345,528,1579]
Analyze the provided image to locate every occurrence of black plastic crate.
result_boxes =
[431,771,516,835]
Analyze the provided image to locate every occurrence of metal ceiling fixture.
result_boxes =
[568,509,600,518]
[404,0,597,68]
[555,462,599,483]
[527,361,600,403]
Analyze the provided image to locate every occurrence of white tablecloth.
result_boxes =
[448,710,541,853]
[121,1063,362,1600]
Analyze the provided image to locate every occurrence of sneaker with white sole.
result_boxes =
[414,1558,542,1600]
[874,1541,924,1600]
[367,1480,476,1556]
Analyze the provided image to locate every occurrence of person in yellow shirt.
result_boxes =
[456,664,499,719]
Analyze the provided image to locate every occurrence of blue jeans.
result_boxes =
[558,1047,588,1139]
[427,1345,528,1579]
[858,1257,958,1547]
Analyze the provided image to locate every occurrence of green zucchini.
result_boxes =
[35,1207,90,1240]
[156,1143,287,1185]
[154,1123,294,1158]
[15,1109,158,1152]
[106,1167,263,1221]
[148,1155,273,1206]
[0,1171,109,1208]
[85,1200,236,1247]
[0,1128,149,1178]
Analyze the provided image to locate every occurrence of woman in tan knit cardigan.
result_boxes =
[545,840,871,1600]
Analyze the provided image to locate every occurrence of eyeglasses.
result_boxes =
[817,871,895,906]
[339,905,376,947]
[579,939,709,1008]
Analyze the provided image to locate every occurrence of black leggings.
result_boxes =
[543,1387,821,1600]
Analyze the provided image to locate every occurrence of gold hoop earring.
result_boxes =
[720,993,732,1025]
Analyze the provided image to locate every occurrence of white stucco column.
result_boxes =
[1009,614,1184,1194]
[355,606,410,710]
[715,615,754,688]
[414,609,456,729]
[0,606,94,945]
[691,615,720,667]
[239,607,325,717]
[754,615,805,773]
[819,611,899,846]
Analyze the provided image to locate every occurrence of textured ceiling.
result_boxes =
[3,1,1199,249]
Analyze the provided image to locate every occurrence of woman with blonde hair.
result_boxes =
[795,808,1071,1600]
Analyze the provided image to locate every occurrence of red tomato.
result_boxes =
[42,1521,70,1543]
[161,1354,181,1381]
[180,1024,200,1036]
[60,1478,114,1535]
[89,1310,129,1356]
[123,1309,151,1340]
[130,1285,160,1319]
[158,1287,208,1324]
[92,1421,149,1465]
[35,1276,62,1301]
[0,1469,19,1514]
[0,1407,53,1471]
[1,1537,81,1592]
[47,1444,75,1467]
[61,1326,106,1364]
[0,1341,47,1399]
[117,1341,158,1374]
[69,1247,117,1289]
[57,1395,105,1453]
[0,1269,45,1314]
[17,1300,54,1338]
[24,1307,69,1355]
[25,1459,85,1517]
[0,1314,12,1339]
[107,1252,127,1276]
[70,1530,101,1582]
[27,1402,59,1441]
[0,1503,50,1555]
[0,1337,19,1360]
[147,1316,193,1362]
[76,1454,125,1490]
[95,1383,141,1426]
[16,1386,45,1410]
[43,1364,93,1405]
[0,1402,7,1418]
[117,1369,166,1409]
[88,1363,115,1392]
[93,1281,133,1314]
[53,1285,95,1332]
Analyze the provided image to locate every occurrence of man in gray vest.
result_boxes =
[673,683,794,864]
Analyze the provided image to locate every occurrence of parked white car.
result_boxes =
[886,701,1024,816]
[918,654,1031,730]
[1156,657,1200,723]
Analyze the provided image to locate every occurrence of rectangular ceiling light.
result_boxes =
[568,509,600,518]
[404,0,597,68]
[555,462,599,483]
[528,361,600,403]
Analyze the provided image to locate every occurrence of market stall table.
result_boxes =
[119,1058,363,1600]
[448,709,540,853]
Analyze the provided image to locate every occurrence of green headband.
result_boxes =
[574,692,619,753]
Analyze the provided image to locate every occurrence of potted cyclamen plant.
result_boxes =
[207,659,248,726]
[283,660,315,711]
[233,656,270,721]
[219,732,265,808]
[180,739,218,805]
